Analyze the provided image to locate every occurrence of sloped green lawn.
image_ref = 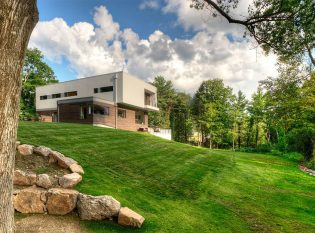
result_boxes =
[18,122,315,233]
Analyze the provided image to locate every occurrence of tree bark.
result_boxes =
[0,1,38,232]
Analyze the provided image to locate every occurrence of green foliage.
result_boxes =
[247,88,267,147]
[191,0,315,66]
[288,127,315,161]
[276,128,288,153]
[170,92,193,143]
[149,76,176,128]
[192,79,234,148]
[17,122,315,233]
[20,48,58,119]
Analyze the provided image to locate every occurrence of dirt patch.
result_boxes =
[15,152,70,177]
[15,213,87,233]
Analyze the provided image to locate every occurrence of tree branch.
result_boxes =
[203,0,248,26]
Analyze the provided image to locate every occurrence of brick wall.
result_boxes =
[117,107,148,131]
[38,101,149,131]
[93,102,116,128]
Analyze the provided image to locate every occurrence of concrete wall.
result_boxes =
[36,72,157,112]
[121,73,157,109]
[36,72,122,111]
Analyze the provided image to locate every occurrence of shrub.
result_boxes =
[288,127,315,161]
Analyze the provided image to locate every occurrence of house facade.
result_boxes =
[36,71,159,131]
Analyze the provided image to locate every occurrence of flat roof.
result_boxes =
[37,71,123,88]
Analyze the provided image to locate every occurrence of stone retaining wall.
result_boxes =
[15,143,145,228]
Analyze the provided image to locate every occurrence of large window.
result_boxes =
[118,109,126,118]
[135,111,144,124]
[100,86,113,93]
[80,105,87,120]
[93,105,110,116]
[40,95,48,100]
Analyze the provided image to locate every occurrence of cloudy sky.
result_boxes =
[30,0,278,98]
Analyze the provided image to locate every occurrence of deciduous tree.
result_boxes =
[191,0,315,66]
[21,48,57,119]
[0,1,38,232]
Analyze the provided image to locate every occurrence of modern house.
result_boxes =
[36,71,159,131]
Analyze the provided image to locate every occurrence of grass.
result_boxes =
[18,122,315,233]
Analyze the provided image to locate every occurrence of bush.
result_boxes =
[288,127,315,161]
[237,144,272,153]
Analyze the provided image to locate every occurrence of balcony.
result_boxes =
[145,92,159,112]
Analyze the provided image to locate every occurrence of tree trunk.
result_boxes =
[0,1,38,232]
[255,124,259,147]
[238,123,241,149]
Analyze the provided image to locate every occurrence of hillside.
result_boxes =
[17,122,315,233]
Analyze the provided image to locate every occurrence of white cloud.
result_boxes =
[29,4,278,98]
[139,0,160,10]
[163,0,251,36]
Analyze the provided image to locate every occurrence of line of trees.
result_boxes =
[149,63,315,165]
[20,48,58,120]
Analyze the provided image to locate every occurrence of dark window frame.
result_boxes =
[100,86,113,93]
[40,95,48,100]
[135,111,145,124]
[118,109,126,118]
[104,106,110,116]
[52,93,61,99]
[64,91,77,97]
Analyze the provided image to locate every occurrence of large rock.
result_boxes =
[36,174,53,189]
[46,188,78,215]
[14,170,36,186]
[77,194,121,220]
[59,173,82,188]
[118,207,145,228]
[13,186,47,214]
[49,151,77,168]
[17,144,34,156]
[34,146,52,157]
[69,163,84,174]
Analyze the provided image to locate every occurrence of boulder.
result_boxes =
[69,163,84,174]
[14,170,36,186]
[34,146,52,157]
[13,186,47,214]
[46,188,78,215]
[36,174,53,189]
[17,144,34,156]
[118,207,145,228]
[77,194,121,220]
[48,151,64,164]
[59,173,82,188]
[49,151,77,168]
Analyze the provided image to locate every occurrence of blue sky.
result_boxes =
[37,0,194,82]
[31,0,278,96]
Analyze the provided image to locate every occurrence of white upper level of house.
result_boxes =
[36,71,159,112]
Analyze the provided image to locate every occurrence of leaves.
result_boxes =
[20,48,58,119]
